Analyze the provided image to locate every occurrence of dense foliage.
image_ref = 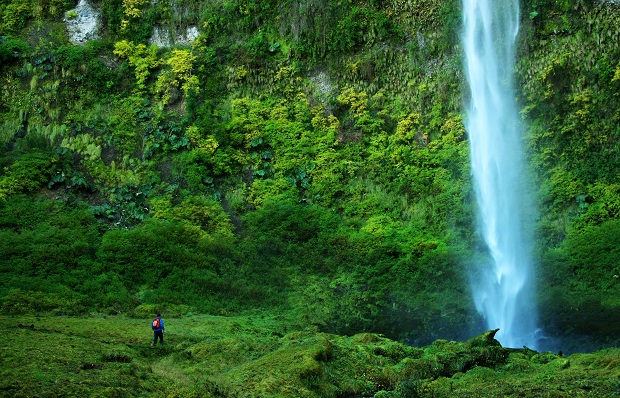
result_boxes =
[0,0,618,352]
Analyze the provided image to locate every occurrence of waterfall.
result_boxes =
[462,0,539,348]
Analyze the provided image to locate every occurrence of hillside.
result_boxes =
[1,0,619,381]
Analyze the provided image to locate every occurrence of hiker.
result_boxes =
[152,314,165,346]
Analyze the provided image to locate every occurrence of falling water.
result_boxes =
[462,0,539,348]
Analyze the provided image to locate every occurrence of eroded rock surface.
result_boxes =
[65,0,101,45]
[150,26,199,47]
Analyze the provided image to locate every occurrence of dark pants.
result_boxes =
[153,330,163,345]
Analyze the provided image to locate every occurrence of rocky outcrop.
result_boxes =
[149,26,199,47]
[65,0,100,45]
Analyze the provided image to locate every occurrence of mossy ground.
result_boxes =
[1,315,618,397]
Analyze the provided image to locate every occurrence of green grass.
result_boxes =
[1,313,291,397]
[1,315,619,397]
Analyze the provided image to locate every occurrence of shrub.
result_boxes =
[244,197,339,244]
[0,2,31,35]
[64,9,78,19]
[564,220,620,292]
[113,40,161,91]
[0,36,29,65]
[1,289,84,315]
[0,152,54,200]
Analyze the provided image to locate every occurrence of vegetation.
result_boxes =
[0,0,619,395]
[2,315,619,397]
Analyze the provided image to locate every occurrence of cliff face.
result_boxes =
[0,0,619,348]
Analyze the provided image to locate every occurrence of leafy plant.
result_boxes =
[0,36,28,66]
[113,40,162,91]
[0,152,54,200]
[0,1,31,35]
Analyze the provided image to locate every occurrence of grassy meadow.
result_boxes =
[2,314,619,397]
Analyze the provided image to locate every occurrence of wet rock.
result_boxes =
[149,26,199,47]
[65,0,100,45]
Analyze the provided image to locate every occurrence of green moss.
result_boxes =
[1,316,618,397]
[65,9,78,20]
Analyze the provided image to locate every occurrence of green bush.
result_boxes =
[1,289,84,314]
[244,198,339,244]
[132,303,195,318]
[96,219,212,285]
[79,272,135,311]
[64,9,77,19]
[564,220,620,293]
[0,1,31,35]
[0,36,29,65]
[0,152,55,200]
[0,196,105,312]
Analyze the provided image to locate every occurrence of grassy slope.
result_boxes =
[2,314,619,397]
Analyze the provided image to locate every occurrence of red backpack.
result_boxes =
[152,318,161,329]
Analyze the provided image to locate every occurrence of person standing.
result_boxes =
[152,313,165,346]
